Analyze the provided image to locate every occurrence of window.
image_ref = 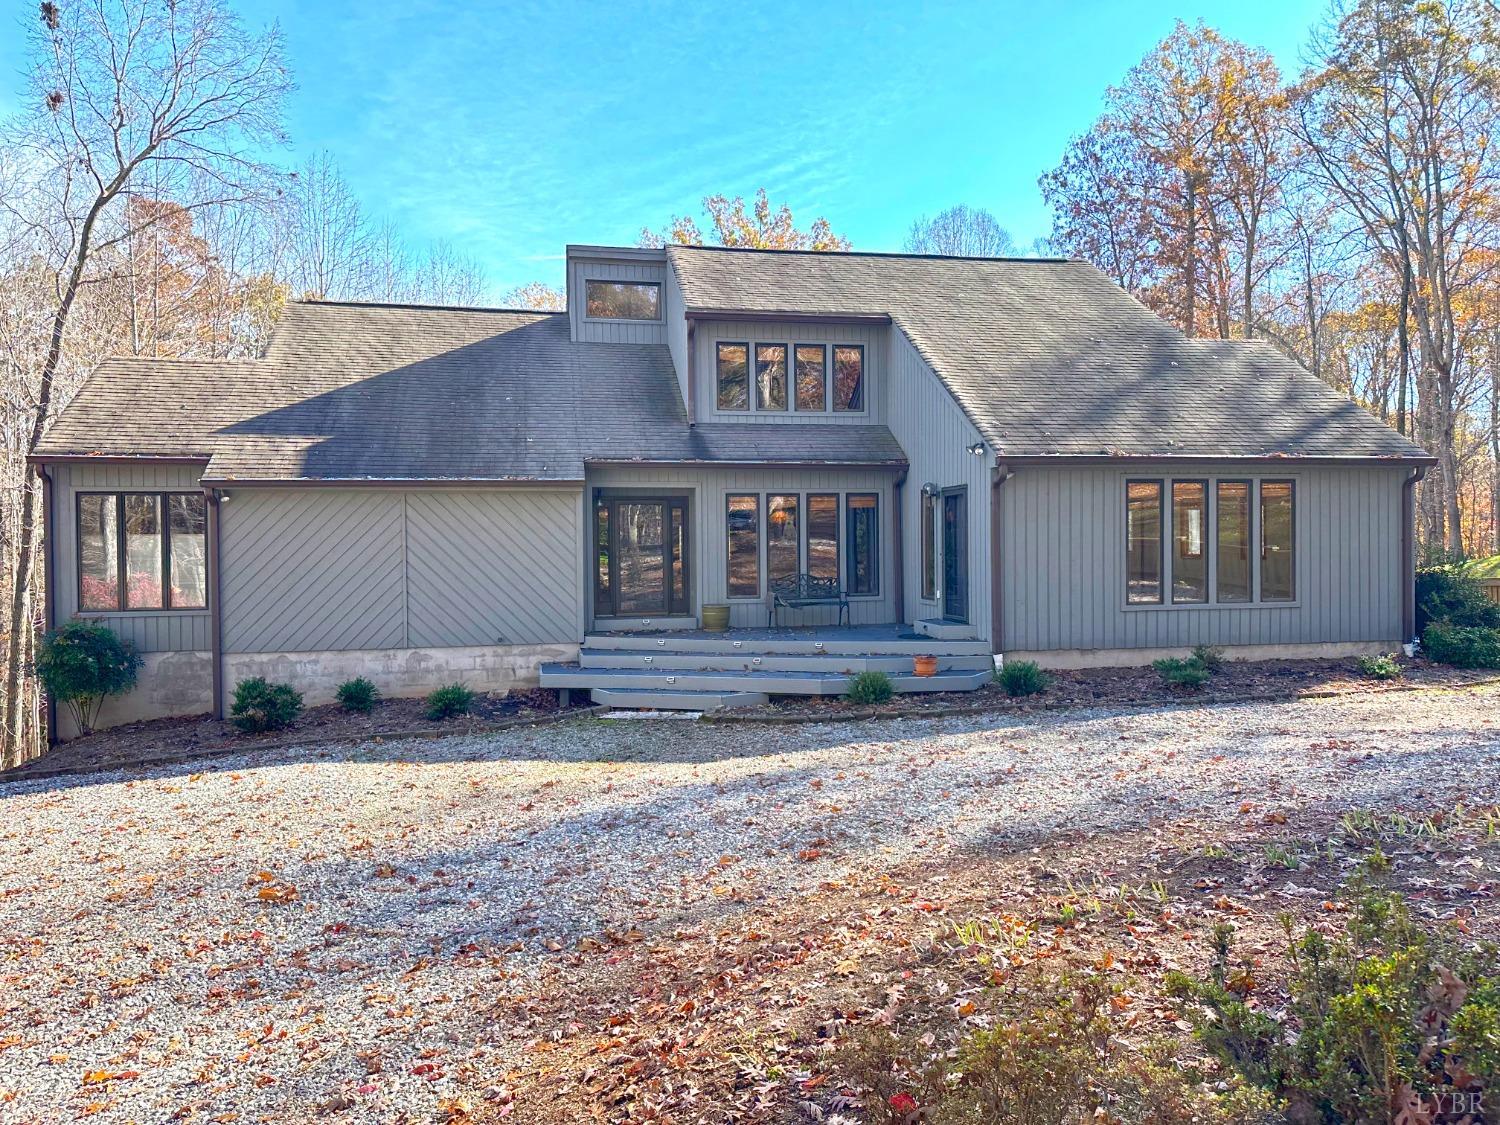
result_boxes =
[594,502,611,614]
[1171,480,1207,604]
[726,494,760,597]
[794,345,826,411]
[584,279,660,321]
[1260,480,1295,601]
[1216,481,1251,603]
[755,344,788,411]
[717,343,749,411]
[833,345,864,411]
[77,492,206,612]
[807,495,839,580]
[920,491,937,600]
[768,494,800,582]
[1126,480,1164,605]
[846,493,879,595]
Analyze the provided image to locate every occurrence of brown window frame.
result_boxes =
[1258,479,1296,603]
[725,493,762,599]
[845,492,880,596]
[75,490,207,613]
[793,343,827,412]
[1215,479,1253,604]
[1170,479,1208,605]
[583,279,662,322]
[716,341,750,411]
[832,344,866,412]
[1125,479,1165,606]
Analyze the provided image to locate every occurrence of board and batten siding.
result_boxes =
[691,320,887,425]
[567,257,668,345]
[588,465,901,628]
[221,488,584,654]
[884,329,993,644]
[48,461,211,653]
[663,260,691,409]
[999,463,1405,653]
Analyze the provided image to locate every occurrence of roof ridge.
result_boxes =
[666,243,1076,265]
[293,298,567,316]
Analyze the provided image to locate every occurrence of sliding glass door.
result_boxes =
[594,496,690,617]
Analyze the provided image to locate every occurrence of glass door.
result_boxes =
[594,496,690,617]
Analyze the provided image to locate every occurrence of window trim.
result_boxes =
[754,343,790,412]
[1125,479,1165,606]
[1258,479,1297,603]
[1121,475,1300,612]
[920,490,937,601]
[845,491,881,597]
[1214,479,1254,605]
[716,341,751,412]
[831,343,866,412]
[709,337,869,417]
[793,343,828,412]
[581,278,663,323]
[75,490,208,614]
[1169,478,1209,605]
[725,492,762,600]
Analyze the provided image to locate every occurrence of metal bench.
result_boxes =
[768,573,850,627]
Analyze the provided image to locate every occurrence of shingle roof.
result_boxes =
[667,245,1430,461]
[36,302,906,480]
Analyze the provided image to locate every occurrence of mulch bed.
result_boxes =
[714,655,1499,722]
[2,688,595,782]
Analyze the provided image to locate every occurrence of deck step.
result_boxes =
[591,687,767,712]
[542,663,991,697]
[915,617,979,641]
[579,650,995,674]
[583,633,991,658]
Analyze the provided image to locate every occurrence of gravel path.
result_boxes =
[1,686,1496,1123]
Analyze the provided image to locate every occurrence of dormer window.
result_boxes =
[584,280,661,321]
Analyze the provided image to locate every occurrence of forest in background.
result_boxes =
[0,0,1495,763]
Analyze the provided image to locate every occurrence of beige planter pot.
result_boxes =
[701,604,730,633]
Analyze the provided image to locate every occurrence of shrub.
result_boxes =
[1167,892,1499,1124]
[230,677,303,733]
[997,659,1049,697]
[336,676,379,713]
[1190,644,1225,672]
[1416,565,1500,633]
[1423,622,1500,669]
[1153,656,1211,690]
[1355,652,1403,680]
[846,670,894,706]
[34,620,142,736]
[425,682,476,720]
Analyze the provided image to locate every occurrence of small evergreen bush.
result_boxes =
[425,682,476,720]
[1416,565,1500,632]
[1154,656,1212,690]
[336,676,379,713]
[1190,644,1225,672]
[845,670,894,705]
[34,620,142,735]
[1355,652,1403,680]
[230,677,303,733]
[997,659,1049,697]
[1423,623,1500,669]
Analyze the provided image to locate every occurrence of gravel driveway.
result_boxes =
[1,686,1496,1123]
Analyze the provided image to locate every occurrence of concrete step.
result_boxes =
[583,632,992,658]
[915,617,979,641]
[541,663,991,697]
[579,649,995,674]
[591,687,767,712]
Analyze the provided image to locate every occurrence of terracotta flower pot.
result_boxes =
[913,654,938,677]
[701,604,730,633]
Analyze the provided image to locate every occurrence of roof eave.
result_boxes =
[992,452,1438,468]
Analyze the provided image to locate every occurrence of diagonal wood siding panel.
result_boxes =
[222,490,406,653]
[405,491,580,647]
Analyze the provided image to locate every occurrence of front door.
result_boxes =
[942,489,967,622]
[595,496,690,618]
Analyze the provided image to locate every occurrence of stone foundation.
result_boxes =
[1004,640,1395,671]
[55,643,578,741]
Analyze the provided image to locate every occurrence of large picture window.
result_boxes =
[726,494,760,597]
[807,494,839,580]
[1171,480,1207,604]
[755,344,788,411]
[716,342,749,411]
[1216,481,1251,603]
[1126,480,1164,605]
[846,493,879,595]
[584,280,660,321]
[1260,480,1295,602]
[768,495,800,582]
[77,492,207,612]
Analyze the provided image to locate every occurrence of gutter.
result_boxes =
[991,453,1439,469]
[1401,466,1428,644]
[990,463,1013,656]
[205,487,224,720]
[683,308,891,326]
[37,463,57,746]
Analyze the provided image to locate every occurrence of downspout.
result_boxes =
[205,487,224,719]
[990,462,1013,658]
[37,463,57,746]
[685,320,697,426]
[892,467,908,625]
[1401,466,1427,646]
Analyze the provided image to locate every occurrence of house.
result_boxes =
[33,244,1432,733]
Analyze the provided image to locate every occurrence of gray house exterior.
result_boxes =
[34,244,1431,732]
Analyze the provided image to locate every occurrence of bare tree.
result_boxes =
[0,0,290,764]
[903,205,1016,257]
[281,152,369,300]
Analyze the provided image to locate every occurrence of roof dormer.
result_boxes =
[565,245,669,345]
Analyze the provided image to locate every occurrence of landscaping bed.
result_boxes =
[735,654,1498,722]
[2,687,594,781]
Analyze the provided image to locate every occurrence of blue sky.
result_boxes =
[1,0,1328,299]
